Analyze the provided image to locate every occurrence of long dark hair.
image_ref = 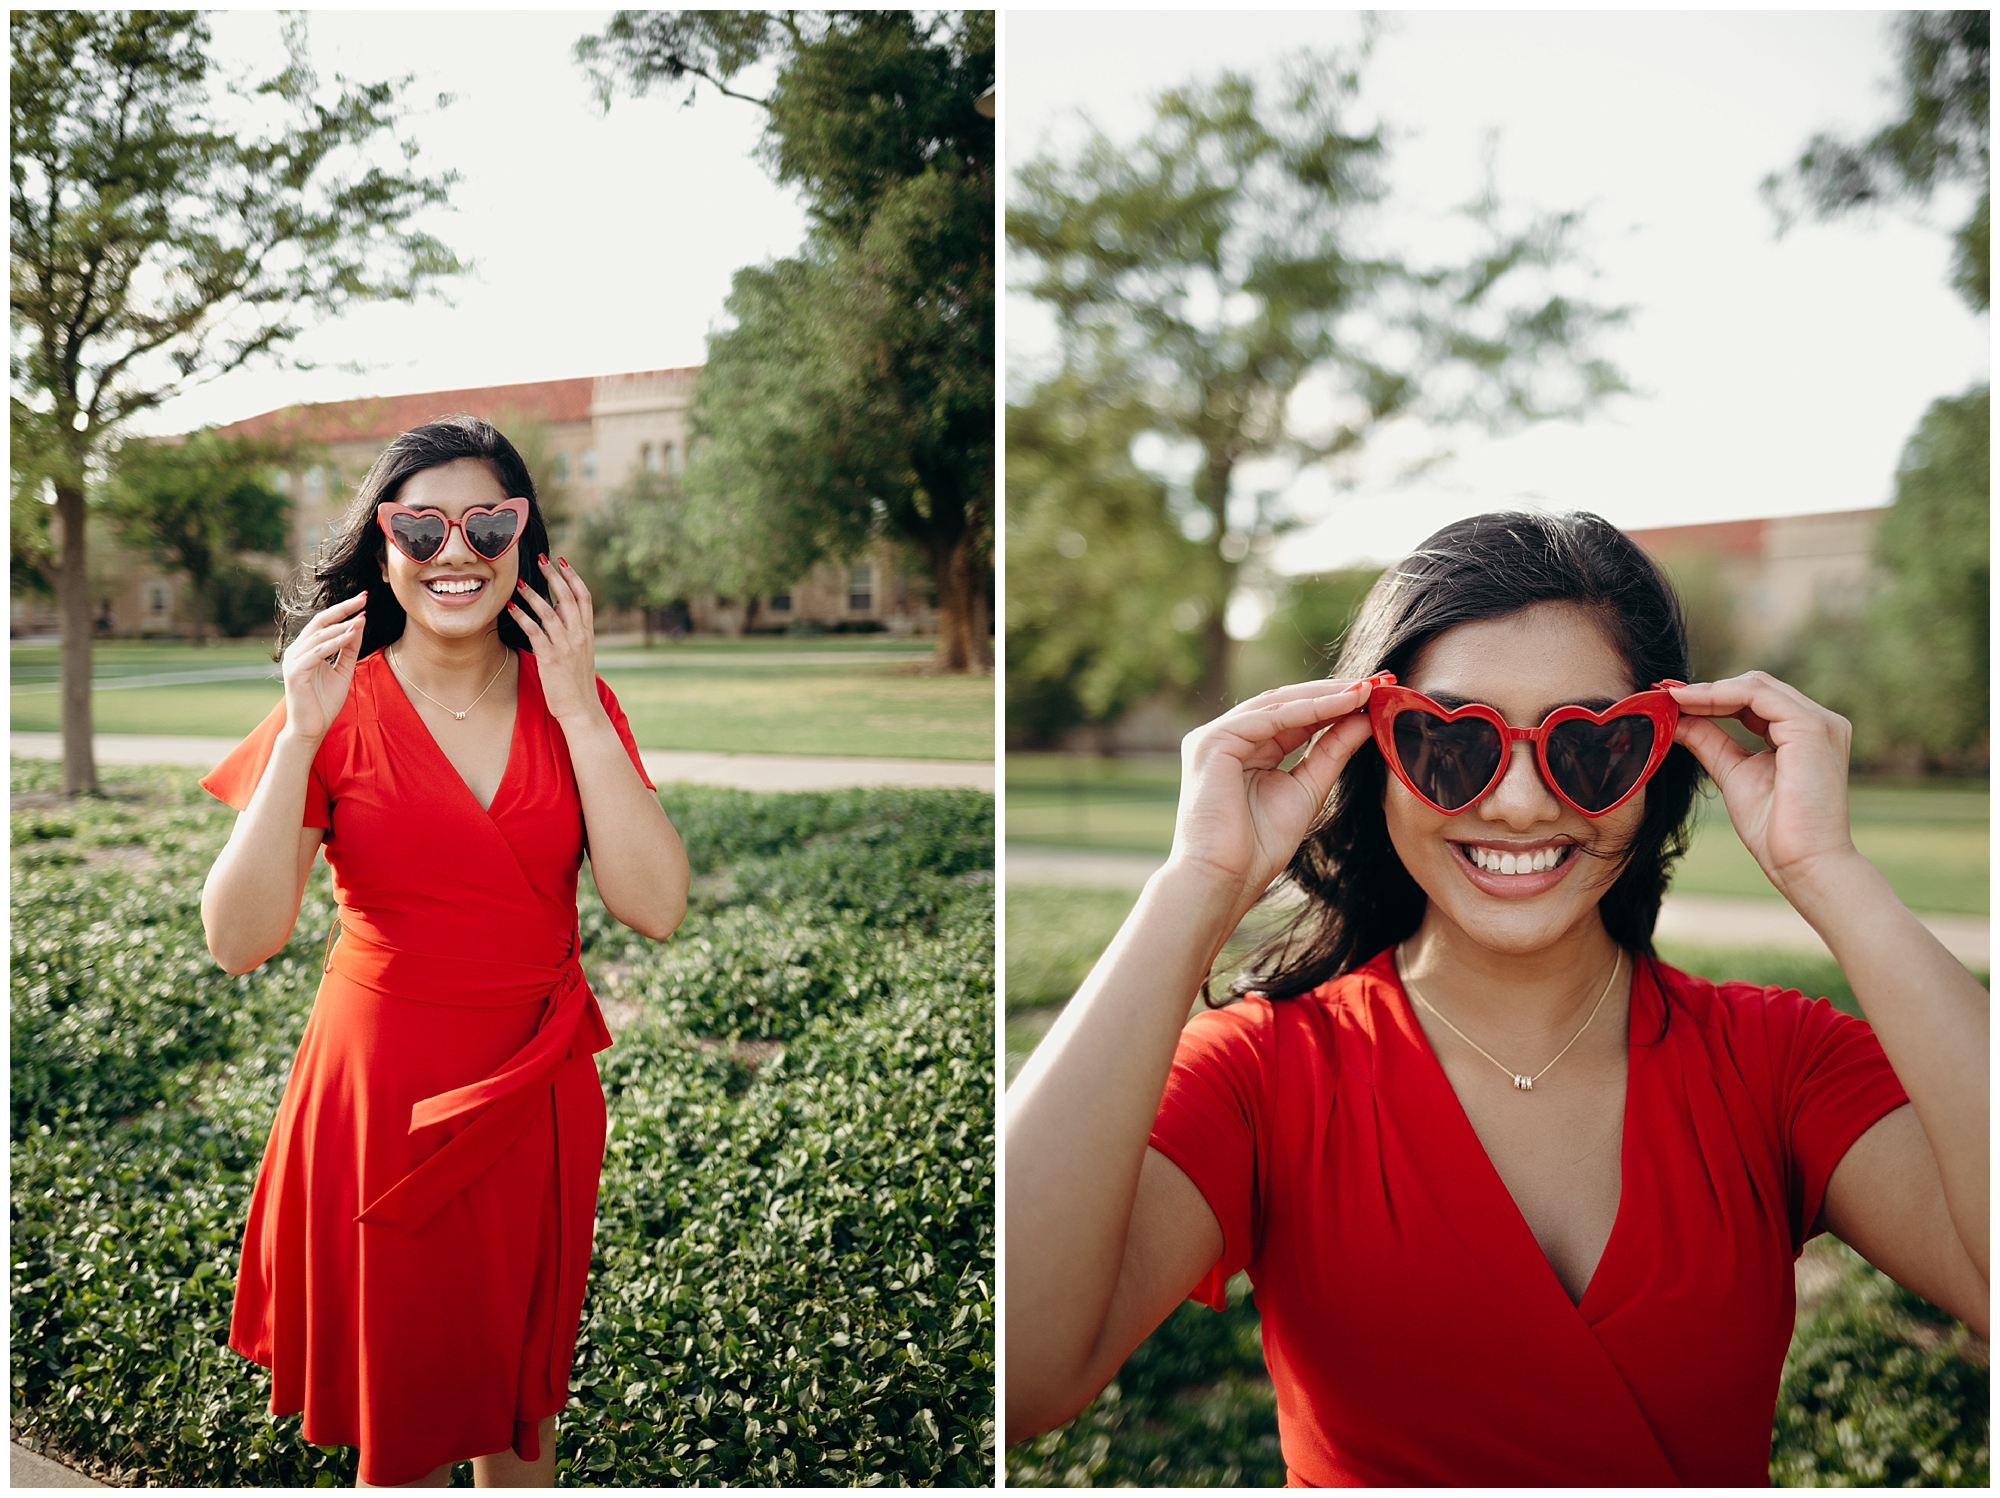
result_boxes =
[276,415,554,659]
[1230,510,1703,1004]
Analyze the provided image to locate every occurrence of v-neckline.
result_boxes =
[1389,950,1640,1318]
[379,646,526,817]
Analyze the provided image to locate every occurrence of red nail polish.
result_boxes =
[559,557,568,567]
[539,553,550,565]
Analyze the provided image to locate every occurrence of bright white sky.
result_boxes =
[145,9,809,435]
[1005,9,1990,575]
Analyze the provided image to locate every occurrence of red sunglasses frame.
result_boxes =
[1361,671,1685,818]
[376,497,531,564]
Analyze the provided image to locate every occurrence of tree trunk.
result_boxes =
[55,477,96,795]
[927,528,991,673]
[641,607,655,647]
[1194,449,1238,718]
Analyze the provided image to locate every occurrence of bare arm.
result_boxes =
[201,593,366,975]
[511,557,690,942]
[1006,679,1378,1443]
[1672,675,1988,1325]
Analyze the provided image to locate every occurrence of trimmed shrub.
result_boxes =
[10,760,994,1486]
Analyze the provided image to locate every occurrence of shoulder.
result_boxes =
[1178,950,1399,1072]
[1648,956,1865,1045]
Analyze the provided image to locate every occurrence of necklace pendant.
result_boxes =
[1514,1074,1534,1092]
[452,710,467,721]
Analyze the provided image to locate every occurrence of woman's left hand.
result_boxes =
[1667,672,1863,905]
[508,555,602,727]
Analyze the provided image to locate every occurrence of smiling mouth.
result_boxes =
[1455,842,1576,876]
[424,577,485,596]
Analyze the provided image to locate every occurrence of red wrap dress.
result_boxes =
[1149,947,1910,1486]
[201,649,653,1486]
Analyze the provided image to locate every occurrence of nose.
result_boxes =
[433,517,480,565]
[1477,739,1562,827]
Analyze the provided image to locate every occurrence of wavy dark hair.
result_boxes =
[276,415,554,660]
[1229,510,1704,1005]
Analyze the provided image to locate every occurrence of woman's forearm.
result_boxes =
[561,708,689,941]
[202,727,323,974]
[1005,860,1246,1419]
[1792,851,1989,1277]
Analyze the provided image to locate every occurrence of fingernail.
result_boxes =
[539,553,550,565]
[559,557,569,567]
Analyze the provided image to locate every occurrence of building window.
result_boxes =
[146,582,169,614]
[304,465,324,499]
[271,470,291,495]
[769,591,792,612]
[665,441,681,474]
[581,448,597,479]
[642,443,657,472]
[552,452,570,482]
[847,564,872,613]
[303,524,323,557]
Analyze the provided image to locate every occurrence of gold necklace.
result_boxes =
[388,646,510,722]
[1398,945,1624,1093]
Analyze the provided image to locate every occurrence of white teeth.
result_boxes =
[1469,846,1565,874]
[427,578,481,594]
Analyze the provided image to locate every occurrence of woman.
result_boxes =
[200,416,690,1487]
[1006,511,1987,1485]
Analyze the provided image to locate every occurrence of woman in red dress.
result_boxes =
[1006,511,1987,1484]
[200,416,690,1487]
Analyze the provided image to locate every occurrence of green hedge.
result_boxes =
[11,761,994,1486]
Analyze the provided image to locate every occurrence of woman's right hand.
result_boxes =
[1167,676,1380,913]
[281,592,367,743]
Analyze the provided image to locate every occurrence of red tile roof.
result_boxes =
[215,368,700,445]
[1624,517,1767,560]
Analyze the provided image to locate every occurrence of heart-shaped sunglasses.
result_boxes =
[376,497,530,564]
[1361,671,1683,818]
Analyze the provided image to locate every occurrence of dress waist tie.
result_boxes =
[352,933,611,1236]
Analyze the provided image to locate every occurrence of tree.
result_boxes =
[1006,366,1209,747]
[570,467,710,644]
[103,430,293,645]
[578,10,995,672]
[1764,11,1990,312]
[1010,40,1628,715]
[11,11,462,792]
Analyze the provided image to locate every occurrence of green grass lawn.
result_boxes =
[11,639,993,760]
[1007,754,1988,914]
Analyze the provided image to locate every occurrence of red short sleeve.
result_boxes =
[1763,987,1911,1250]
[595,676,654,790]
[1148,999,1276,1311]
[198,700,332,827]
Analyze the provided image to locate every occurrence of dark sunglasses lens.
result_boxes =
[463,507,521,559]
[1545,716,1656,813]
[389,513,446,561]
[1393,711,1505,811]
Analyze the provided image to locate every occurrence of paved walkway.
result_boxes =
[1004,844,1989,967]
[10,733,992,793]
[10,1442,103,1487]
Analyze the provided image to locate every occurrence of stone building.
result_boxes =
[1624,507,1886,663]
[16,368,936,640]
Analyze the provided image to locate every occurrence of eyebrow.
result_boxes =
[1426,691,1623,717]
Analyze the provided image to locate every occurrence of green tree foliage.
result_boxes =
[1779,387,1989,771]
[1764,12,1990,312]
[10,11,462,792]
[102,431,293,645]
[1009,37,1627,715]
[578,11,994,672]
[571,468,724,642]
[1006,368,1209,747]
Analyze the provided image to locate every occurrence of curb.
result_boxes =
[11,1442,108,1488]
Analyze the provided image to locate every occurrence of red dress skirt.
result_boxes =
[201,650,653,1485]
[1150,948,1911,1486]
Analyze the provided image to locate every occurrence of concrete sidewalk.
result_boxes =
[10,733,992,793]
[11,1442,104,1487]
[1004,844,1990,967]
